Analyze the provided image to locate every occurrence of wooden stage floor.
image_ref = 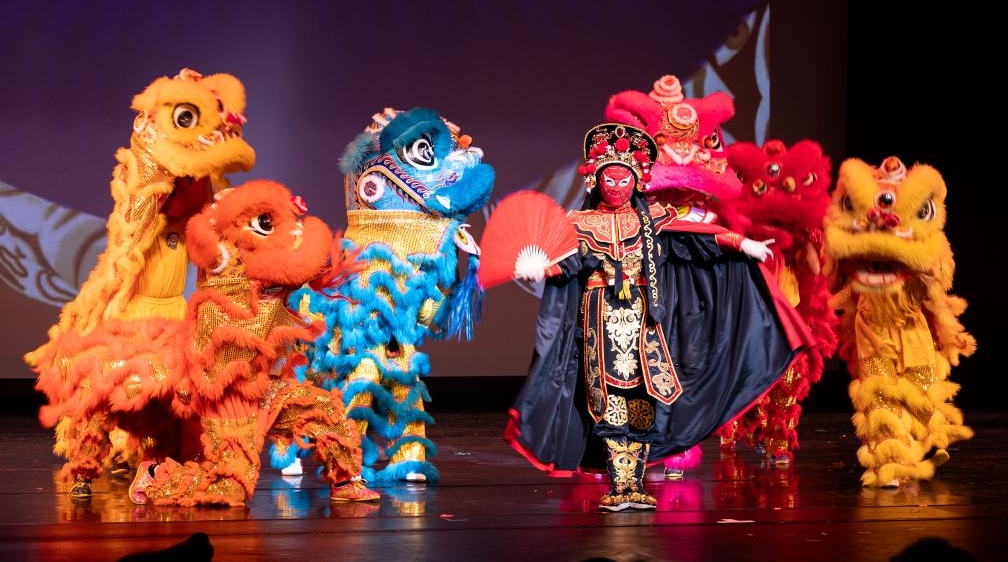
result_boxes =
[0,409,1003,562]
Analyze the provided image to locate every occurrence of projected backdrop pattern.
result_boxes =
[0,0,769,377]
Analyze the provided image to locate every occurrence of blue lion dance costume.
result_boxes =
[274,108,495,484]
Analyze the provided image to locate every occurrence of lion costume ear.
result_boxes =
[186,197,226,271]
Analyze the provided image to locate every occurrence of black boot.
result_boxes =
[598,437,656,512]
[627,442,656,510]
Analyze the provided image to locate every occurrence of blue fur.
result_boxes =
[340,131,380,176]
[445,254,483,341]
[378,108,444,153]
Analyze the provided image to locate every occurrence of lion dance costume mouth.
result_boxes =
[823,155,976,487]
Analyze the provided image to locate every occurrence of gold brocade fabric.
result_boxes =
[146,379,366,506]
[346,210,452,257]
[581,286,681,418]
[849,289,972,486]
[193,277,297,380]
[569,206,645,260]
[603,437,645,493]
[598,437,655,509]
[61,416,111,481]
[854,296,935,370]
[144,414,261,507]
[389,375,427,464]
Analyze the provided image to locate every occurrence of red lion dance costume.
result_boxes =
[714,139,839,465]
[823,156,975,487]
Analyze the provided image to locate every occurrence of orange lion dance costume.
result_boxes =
[823,156,975,487]
[32,179,377,506]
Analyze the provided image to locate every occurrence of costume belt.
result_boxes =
[585,277,647,290]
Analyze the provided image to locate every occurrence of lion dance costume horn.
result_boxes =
[284,107,495,484]
[823,155,975,487]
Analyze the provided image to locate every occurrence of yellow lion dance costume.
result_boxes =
[823,155,976,487]
[25,68,256,496]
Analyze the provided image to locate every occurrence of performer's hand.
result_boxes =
[740,238,775,262]
[514,265,546,283]
[514,247,552,283]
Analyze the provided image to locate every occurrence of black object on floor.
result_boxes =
[116,532,213,562]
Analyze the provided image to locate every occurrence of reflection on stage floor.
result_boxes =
[0,410,1002,562]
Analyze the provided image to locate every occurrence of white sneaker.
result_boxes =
[405,472,427,482]
[281,457,304,476]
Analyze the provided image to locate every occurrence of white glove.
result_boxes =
[514,266,546,283]
[739,238,775,262]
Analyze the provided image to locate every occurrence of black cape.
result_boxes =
[504,230,814,476]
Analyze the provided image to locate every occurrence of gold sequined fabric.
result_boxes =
[599,437,656,510]
[346,210,452,257]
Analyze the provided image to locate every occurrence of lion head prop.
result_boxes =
[605,74,742,202]
[341,107,494,219]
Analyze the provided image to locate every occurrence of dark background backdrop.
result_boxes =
[1,1,1000,413]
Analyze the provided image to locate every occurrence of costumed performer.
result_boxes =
[713,138,839,466]
[122,180,378,506]
[25,68,256,498]
[601,73,745,480]
[277,107,495,484]
[502,122,814,511]
[30,177,378,506]
[822,155,975,487]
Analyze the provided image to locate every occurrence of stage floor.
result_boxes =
[0,410,1002,562]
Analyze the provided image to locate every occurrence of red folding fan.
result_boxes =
[477,190,578,290]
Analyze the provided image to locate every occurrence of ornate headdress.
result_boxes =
[578,123,658,191]
[577,122,666,323]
